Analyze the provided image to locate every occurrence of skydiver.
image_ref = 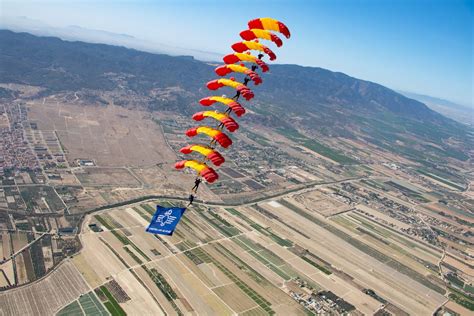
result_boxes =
[192,178,202,193]
[188,194,195,206]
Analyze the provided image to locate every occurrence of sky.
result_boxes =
[1,0,473,106]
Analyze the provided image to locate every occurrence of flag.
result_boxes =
[146,205,186,236]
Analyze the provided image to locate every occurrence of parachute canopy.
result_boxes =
[231,41,276,61]
[180,144,225,166]
[175,160,219,183]
[223,53,269,72]
[185,126,233,148]
[248,17,291,38]
[192,111,239,132]
[207,78,254,101]
[199,96,246,117]
[215,64,262,85]
[240,29,283,47]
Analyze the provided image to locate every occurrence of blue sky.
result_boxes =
[2,0,472,106]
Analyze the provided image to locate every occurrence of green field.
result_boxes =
[417,169,465,191]
[384,180,430,202]
[198,210,241,237]
[464,284,474,295]
[97,286,127,316]
[448,287,474,311]
[140,203,156,215]
[79,292,110,316]
[277,127,356,164]
[214,244,270,285]
[244,128,272,146]
[57,301,84,316]
[57,292,110,316]
[142,266,182,315]
[301,257,332,275]
[132,207,151,221]
[124,246,143,264]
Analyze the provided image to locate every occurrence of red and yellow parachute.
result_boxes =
[175,17,291,186]
[175,160,218,183]
[199,96,246,117]
[180,145,225,166]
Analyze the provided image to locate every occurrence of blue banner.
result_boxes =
[146,205,186,236]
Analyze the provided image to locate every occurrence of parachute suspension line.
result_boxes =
[224,107,232,115]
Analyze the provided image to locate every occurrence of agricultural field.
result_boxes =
[0,261,89,315]
[19,186,66,214]
[67,203,311,315]
[1,163,471,315]
[258,198,447,315]
[57,291,110,316]
[0,232,60,287]
[4,193,454,316]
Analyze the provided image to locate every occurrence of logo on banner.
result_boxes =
[156,209,177,226]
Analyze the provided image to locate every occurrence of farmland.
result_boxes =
[0,261,89,315]
[4,194,453,315]
[3,159,471,315]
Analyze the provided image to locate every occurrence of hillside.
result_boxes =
[0,30,471,165]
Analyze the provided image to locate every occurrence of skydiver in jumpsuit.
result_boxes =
[188,178,201,206]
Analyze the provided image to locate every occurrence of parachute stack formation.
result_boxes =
[175,17,291,187]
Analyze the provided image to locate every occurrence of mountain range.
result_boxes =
[0,16,222,61]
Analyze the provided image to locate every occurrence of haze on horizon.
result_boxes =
[1,0,472,107]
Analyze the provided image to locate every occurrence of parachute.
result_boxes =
[231,41,276,61]
[223,53,269,72]
[192,111,239,132]
[215,64,262,85]
[185,126,233,148]
[240,29,283,47]
[180,145,225,166]
[199,96,246,117]
[207,78,255,101]
[170,17,290,210]
[248,17,291,38]
[175,160,218,183]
